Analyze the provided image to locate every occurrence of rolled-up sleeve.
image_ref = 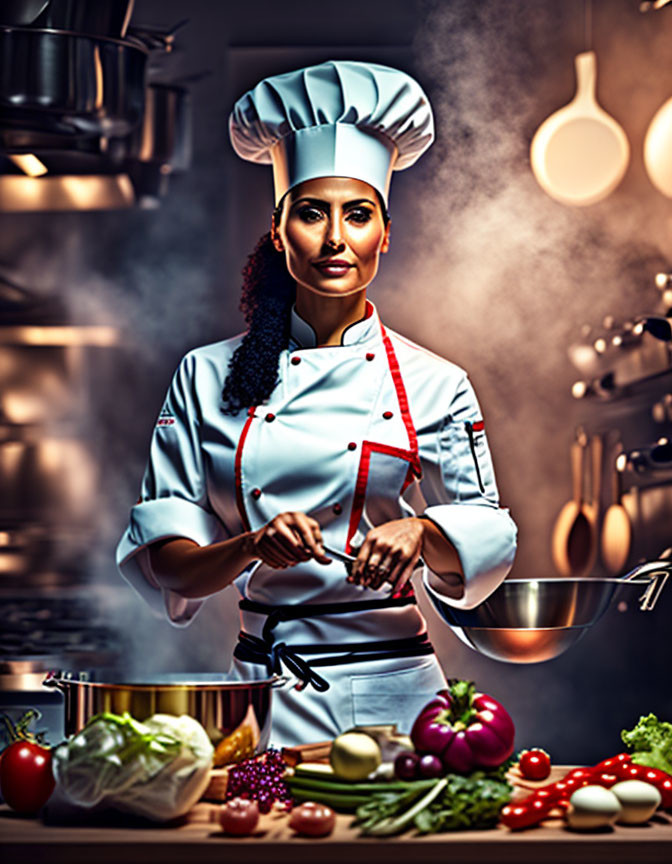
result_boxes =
[116,352,226,626]
[418,372,517,610]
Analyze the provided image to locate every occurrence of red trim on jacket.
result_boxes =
[345,325,422,599]
[235,407,256,531]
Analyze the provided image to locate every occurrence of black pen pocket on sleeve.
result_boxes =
[464,419,486,494]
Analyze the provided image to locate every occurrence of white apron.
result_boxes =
[116,299,517,747]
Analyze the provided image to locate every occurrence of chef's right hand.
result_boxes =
[249,512,331,569]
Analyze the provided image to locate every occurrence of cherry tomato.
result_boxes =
[614,763,672,808]
[220,797,260,835]
[592,771,618,788]
[500,797,554,830]
[288,801,336,837]
[565,768,594,782]
[592,753,631,772]
[518,749,552,781]
[0,741,54,814]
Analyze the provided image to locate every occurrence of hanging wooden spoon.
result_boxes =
[531,51,630,206]
[600,446,632,575]
[552,429,592,577]
[583,434,603,576]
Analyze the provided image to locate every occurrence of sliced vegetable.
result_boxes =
[621,714,672,776]
[220,797,260,835]
[330,732,382,781]
[518,749,551,781]
[411,680,514,774]
[289,801,336,836]
[0,740,55,814]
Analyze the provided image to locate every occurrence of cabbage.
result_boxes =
[52,712,214,821]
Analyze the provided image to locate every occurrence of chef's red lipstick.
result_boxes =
[313,259,354,277]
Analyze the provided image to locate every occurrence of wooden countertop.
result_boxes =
[2,803,672,864]
[2,766,672,864]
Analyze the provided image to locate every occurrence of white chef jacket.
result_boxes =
[116,299,517,746]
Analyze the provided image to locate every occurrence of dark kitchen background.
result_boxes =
[1,0,671,764]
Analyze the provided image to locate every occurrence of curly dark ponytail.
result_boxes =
[222,190,390,415]
[221,204,296,415]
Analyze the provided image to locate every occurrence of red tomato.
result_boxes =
[518,749,551,781]
[220,798,260,835]
[0,741,55,814]
[499,797,553,830]
[592,753,631,772]
[288,801,336,837]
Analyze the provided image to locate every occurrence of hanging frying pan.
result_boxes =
[530,51,630,206]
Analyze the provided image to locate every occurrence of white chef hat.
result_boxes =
[228,59,434,207]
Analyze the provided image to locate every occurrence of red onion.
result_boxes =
[418,753,444,779]
[394,751,420,781]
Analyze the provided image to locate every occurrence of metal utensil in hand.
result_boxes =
[321,543,425,579]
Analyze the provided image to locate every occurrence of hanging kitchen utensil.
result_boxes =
[627,438,672,474]
[644,96,672,197]
[530,51,630,206]
[425,554,672,664]
[551,428,593,577]
[583,434,602,574]
[601,445,633,575]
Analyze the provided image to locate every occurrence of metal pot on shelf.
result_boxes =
[426,555,671,664]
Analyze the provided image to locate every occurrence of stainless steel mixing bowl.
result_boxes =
[426,558,671,663]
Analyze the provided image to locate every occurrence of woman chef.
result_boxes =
[116,60,517,748]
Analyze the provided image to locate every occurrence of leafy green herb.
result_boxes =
[621,713,672,775]
[351,768,512,836]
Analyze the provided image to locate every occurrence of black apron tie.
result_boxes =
[234,595,435,691]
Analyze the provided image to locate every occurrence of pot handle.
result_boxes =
[621,554,672,611]
[42,670,85,690]
[43,670,64,689]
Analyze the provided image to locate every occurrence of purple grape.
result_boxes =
[418,753,444,779]
[394,751,420,781]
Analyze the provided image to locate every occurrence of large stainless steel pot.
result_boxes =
[44,672,286,753]
[0,1,135,37]
[0,26,147,141]
[426,556,672,663]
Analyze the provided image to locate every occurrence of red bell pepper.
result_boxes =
[410,679,515,773]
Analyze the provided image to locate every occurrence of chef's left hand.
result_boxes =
[348,518,425,593]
